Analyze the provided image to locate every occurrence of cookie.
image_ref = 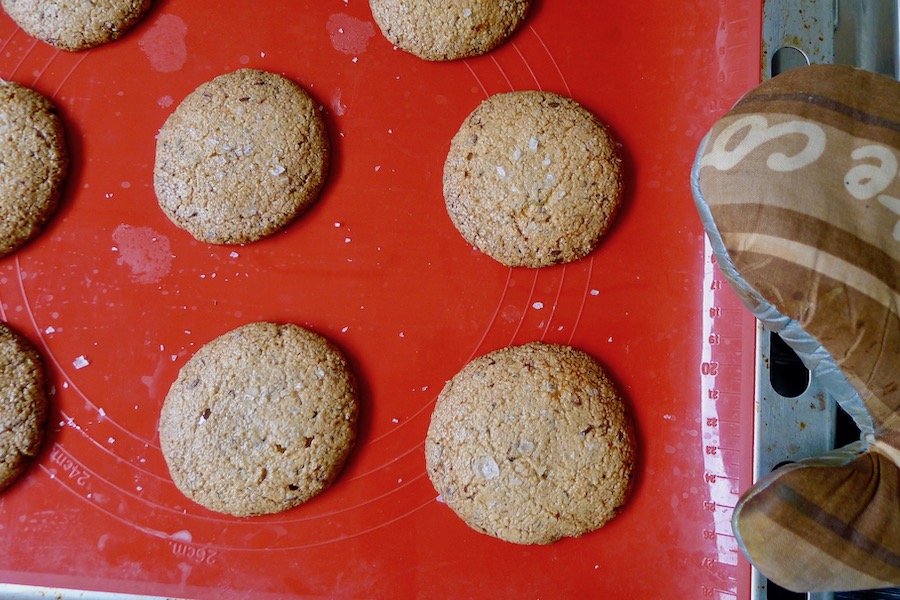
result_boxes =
[0,81,68,258]
[1,0,151,51]
[0,323,49,493]
[443,91,623,267]
[158,322,359,517]
[369,0,530,61]
[153,69,330,245]
[425,341,635,544]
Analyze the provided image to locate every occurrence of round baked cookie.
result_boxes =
[0,323,48,493]
[154,69,330,245]
[0,81,68,258]
[425,341,634,544]
[158,322,359,517]
[1,0,152,51]
[443,90,623,267]
[369,0,530,61]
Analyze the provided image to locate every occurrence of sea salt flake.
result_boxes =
[475,456,499,479]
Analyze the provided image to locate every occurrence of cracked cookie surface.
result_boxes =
[154,69,329,245]
[443,91,623,267]
[158,322,358,517]
[0,322,48,493]
[425,341,634,544]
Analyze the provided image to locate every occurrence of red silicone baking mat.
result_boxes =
[0,1,761,598]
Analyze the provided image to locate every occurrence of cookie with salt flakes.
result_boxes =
[0,81,68,258]
[443,90,623,267]
[425,341,635,544]
[0,322,49,493]
[369,0,531,61]
[158,322,359,517]
[154,69,329,245]
[1,0,152,51]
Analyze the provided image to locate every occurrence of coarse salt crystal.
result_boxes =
[590,289,600,296]
[463,8,472,17]
[45,326,55,334]
[496,165,506,177]
[229,251,239,258]
[529,136,538,151]
[73,355,89,369]
[269,165,285,176]
[532,301,544,310]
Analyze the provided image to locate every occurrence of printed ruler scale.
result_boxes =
[699,237,757,600]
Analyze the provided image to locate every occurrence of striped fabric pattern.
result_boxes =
[694,64,900,592]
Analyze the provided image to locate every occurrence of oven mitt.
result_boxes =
[690,64,899,593]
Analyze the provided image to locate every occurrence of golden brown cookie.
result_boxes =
[369,0,530,61]
[153,69,330,245]
[443,91,623,267]
[1,0,151,51]
[0,81,68,258]
[0,322,48,493]
[158,322,359,517]
[425,341,635,544]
